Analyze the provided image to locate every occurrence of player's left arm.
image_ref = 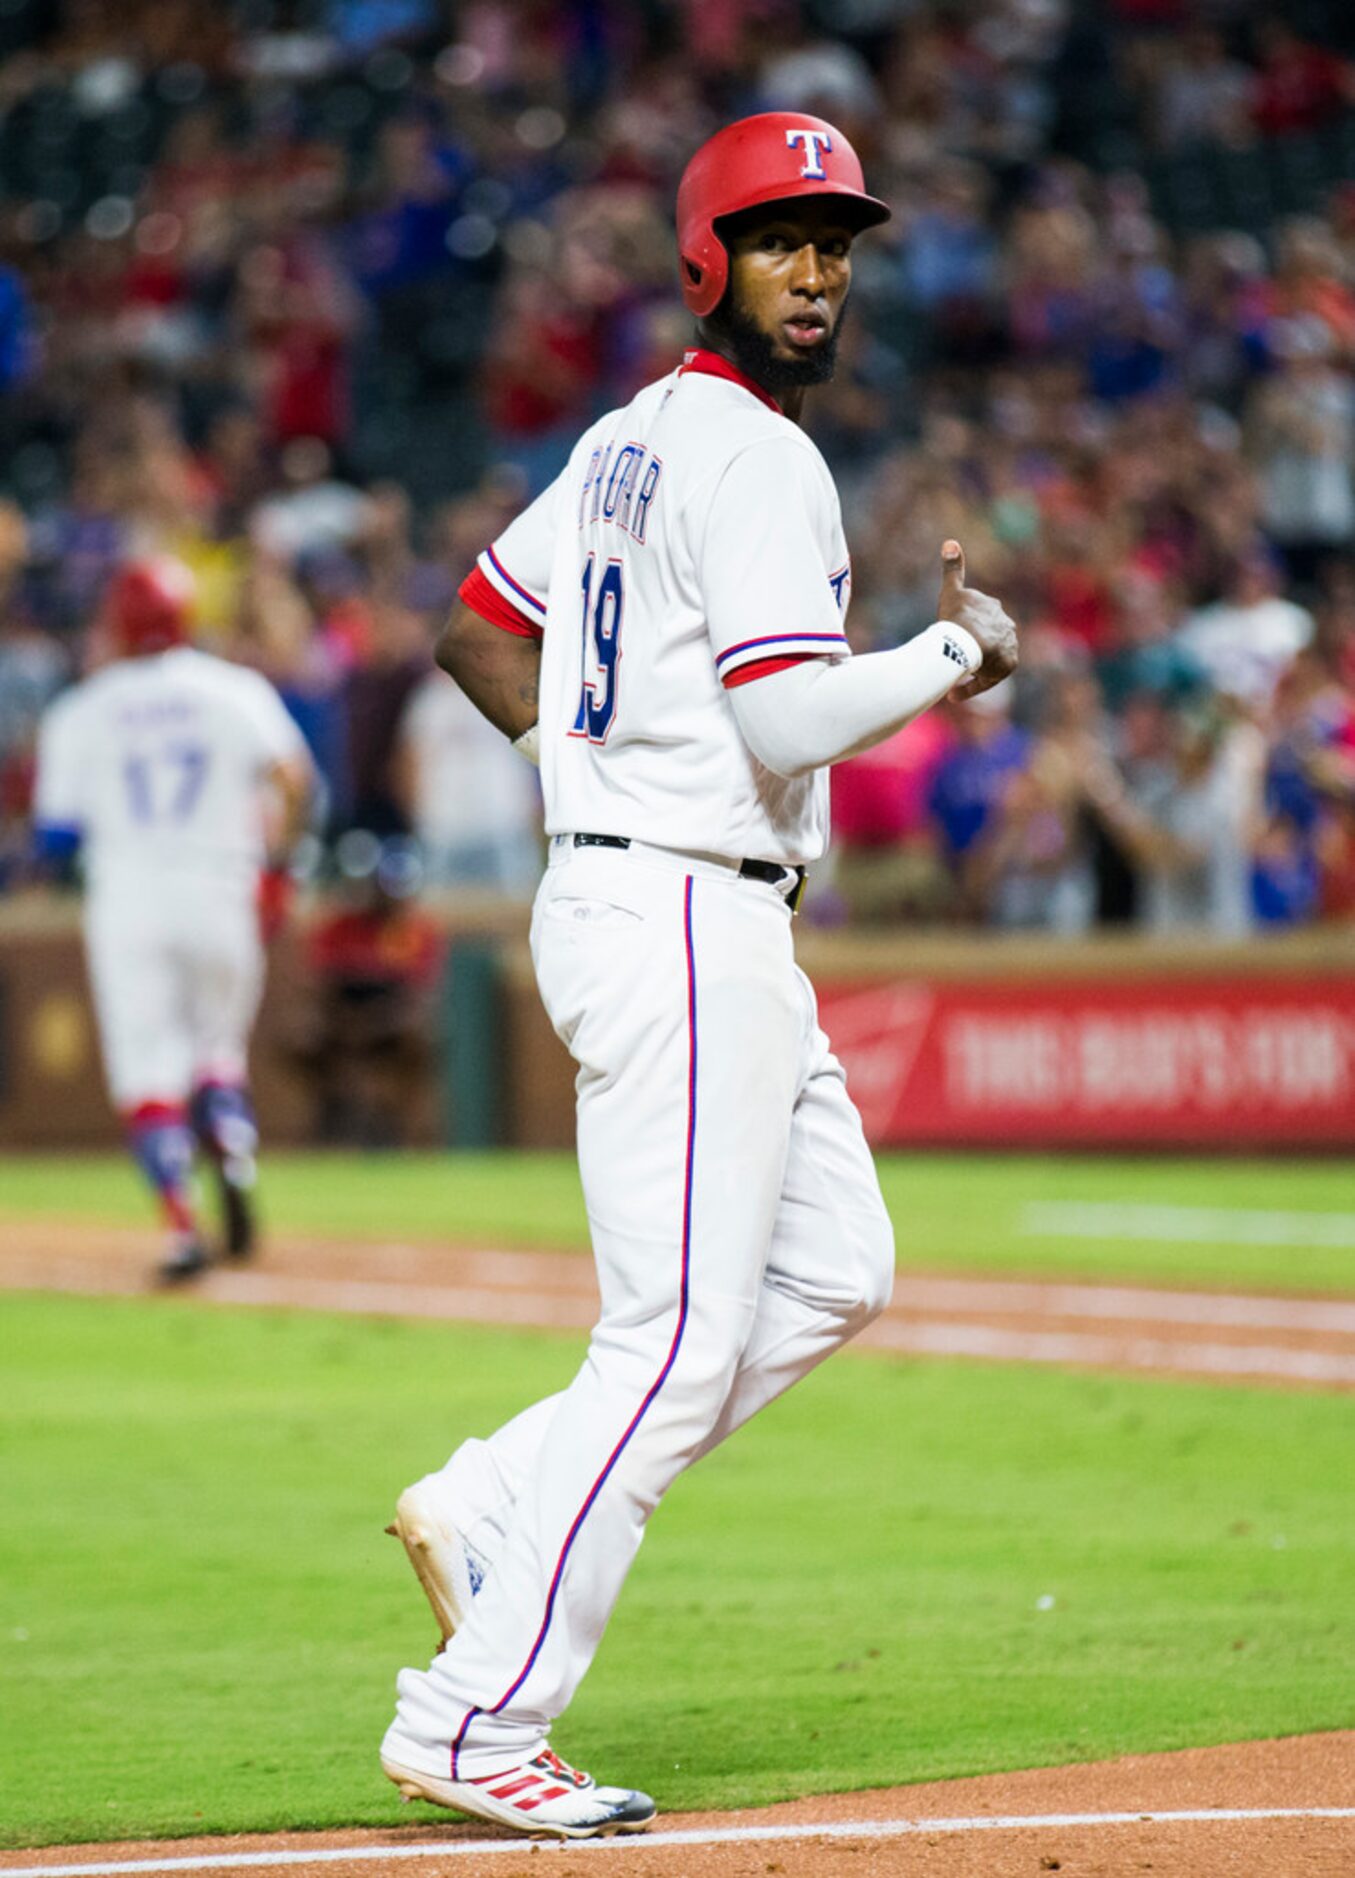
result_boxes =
[263,751,313,861]
[728,541,1018,779]
[699,442,1017,777]
[254,745,314,943]
[238,672,316,939]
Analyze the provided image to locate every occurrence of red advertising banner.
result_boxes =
[816,976,1355,1147]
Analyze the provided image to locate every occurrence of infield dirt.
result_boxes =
[2,1733,1352,1875]
[3,1218,1354,1392]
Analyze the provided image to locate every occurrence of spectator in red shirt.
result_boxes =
[1250,21,1355,139]
[291,838,443,1145]
[234,218,361,451]
[828,709,956,923]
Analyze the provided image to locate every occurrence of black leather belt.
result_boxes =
[572,833,807,911]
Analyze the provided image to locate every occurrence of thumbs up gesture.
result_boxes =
[936,540,1019,700]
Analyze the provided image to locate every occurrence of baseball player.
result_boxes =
[379,112,1018,1838]
[33,557,313,1282]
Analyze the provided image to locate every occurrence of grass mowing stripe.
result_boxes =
[868,1318,1355,1384]
[2,1152,1355,1292]
[893,1277,1355,1332]
[2,1292,1352,1846]
[1024,1202,1355,1249]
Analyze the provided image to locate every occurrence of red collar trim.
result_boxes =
[678,348,783,414]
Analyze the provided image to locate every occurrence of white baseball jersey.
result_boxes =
[473,350,853,867]
[35,647,306,908]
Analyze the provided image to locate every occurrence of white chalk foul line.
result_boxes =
[8,1810,1355,1875]
[1022,1202,1355,1250]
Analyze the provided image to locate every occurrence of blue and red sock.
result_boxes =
[125,1102,198,1237]
[189,1080,258,1171]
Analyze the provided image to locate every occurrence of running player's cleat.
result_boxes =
[218,1154,257,1260]
[157,1234,212,1284]
[380,1745,656,1839]
[386,1479,489,1647]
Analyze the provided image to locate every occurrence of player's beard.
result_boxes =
[714,295,848,394]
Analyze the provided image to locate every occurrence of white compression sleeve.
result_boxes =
[727,621,982,779]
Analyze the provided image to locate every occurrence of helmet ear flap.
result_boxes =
[680,232,729,319]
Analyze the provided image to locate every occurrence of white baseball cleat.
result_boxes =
[381,1745,656,1838]
[386,1479,490,1646]
[156,1233,212,1284]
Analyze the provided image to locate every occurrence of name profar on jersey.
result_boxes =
[577,439,663,543]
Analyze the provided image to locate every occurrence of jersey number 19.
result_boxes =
[571,555,623,744]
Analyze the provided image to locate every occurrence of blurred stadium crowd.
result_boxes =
[1,0,1355,935]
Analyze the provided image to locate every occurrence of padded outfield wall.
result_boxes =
[1,898,1352,1152]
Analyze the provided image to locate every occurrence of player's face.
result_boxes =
[723,202,854,378]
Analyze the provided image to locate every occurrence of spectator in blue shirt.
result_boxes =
[0,265,33,393]
[928,691,1031,883]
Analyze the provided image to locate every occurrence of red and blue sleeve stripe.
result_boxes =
[715,631,848,679]
[459,565,542,640]
[482,547,548,622]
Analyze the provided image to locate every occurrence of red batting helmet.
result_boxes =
[106,556,195,655]
[676,112,890,318]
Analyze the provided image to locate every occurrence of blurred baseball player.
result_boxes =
[33,557,313,1282]
[379,113,1018,1838]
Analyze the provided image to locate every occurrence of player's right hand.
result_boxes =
[936,540,1019,700]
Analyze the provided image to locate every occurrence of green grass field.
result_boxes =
[2,1148,1354,1848]
[3,1148,1355,1290]
[2,1290,1352,1848]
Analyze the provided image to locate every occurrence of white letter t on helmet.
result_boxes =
[785,127,832,179]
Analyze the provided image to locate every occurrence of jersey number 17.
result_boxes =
[123,743,210,823]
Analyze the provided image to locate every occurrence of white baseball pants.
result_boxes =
[387,837,894,1777]
[84,888,263,1109]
